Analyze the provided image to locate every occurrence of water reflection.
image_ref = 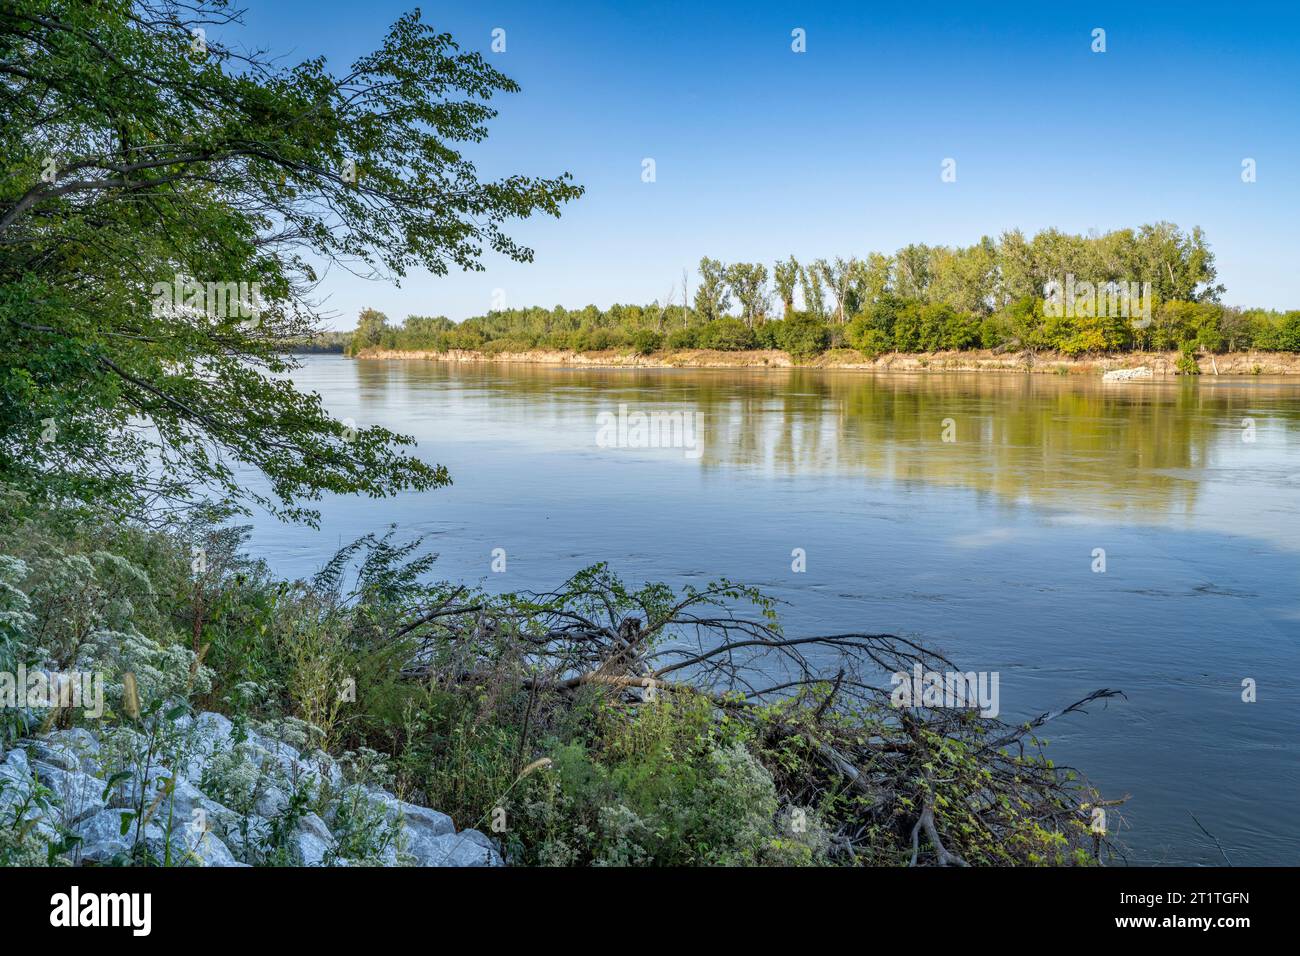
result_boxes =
[351,360,1300,543]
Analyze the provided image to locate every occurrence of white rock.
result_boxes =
[250,739,326,798]
[414,829,504,867]
[253,784,289,818]
[1102,366,1153,382]
[30,759,106,826]
[365,787,455,837]
[194,712,235,745]
[173,711,235,778]
[292,829,330,866]
[24,728,101,773]
[73,808,157,865]
[0,749,38,820]
[156,827,243,867]
[305,750,345,791]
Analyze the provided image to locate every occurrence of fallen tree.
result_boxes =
[342,558,1126,866]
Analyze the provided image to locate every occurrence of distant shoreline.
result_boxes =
[350,346,1300,377]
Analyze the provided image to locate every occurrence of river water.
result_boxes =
[247,354,1300,865]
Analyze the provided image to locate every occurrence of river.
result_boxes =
[245,354,1300,865]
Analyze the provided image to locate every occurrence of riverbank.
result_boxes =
[0,501,1116,867]
[351,346,1300,376]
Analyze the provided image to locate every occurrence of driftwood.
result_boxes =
[382,567,1122,865]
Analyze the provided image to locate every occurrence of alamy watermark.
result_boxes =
[151,273,263,326]
[891,663,1000,718]
[50,887,151,936]
[1044,274,1152,328]
[1,664,104,719]
[595,404,704,460]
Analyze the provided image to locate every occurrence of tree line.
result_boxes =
[351,223,1300,360]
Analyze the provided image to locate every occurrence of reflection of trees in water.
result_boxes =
[700,371,1300,518]
[359,359,1299,519]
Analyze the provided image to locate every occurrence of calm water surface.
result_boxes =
[248,355,1300,865]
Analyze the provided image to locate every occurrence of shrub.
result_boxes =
[629,330,664,355]
[570,327,626,352]
[1175,344,1201,375]
[1278,312,1300,352]
[1149,302,1222,352]
[892,303,980,352]
[481,336,537,355]
[696,318,757,351]
[846,314,892,357]
[775,315,830,360]
[1053,313,1129,356]
[665,327,699,349]
[979,314,1012,349]
[500,695,798,866]
[752,321,781,349]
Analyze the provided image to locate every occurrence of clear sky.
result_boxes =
[232,1,1300,327]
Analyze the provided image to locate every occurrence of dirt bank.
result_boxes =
[352,347,1300,376]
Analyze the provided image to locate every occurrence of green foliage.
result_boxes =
[666,327,700,349]
[773,315,831,360]
[696,318,757,351]
[846,323,892,358]
[1277,312,1300,351]
[0,2,581,523]
[693,257,731,322]
[498,696,803,866]
[772,257,801,317]
[629,330,664,355]
[570,327,625,352]
[891,303,979,352]
[0,772,73,866]
[725,262,771,324]
[347,309,391,356]
[348,222,1300,362]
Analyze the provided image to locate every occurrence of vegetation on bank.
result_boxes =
[284,332,352,354]
[349,226,1300,363]
[1,498,1120,866]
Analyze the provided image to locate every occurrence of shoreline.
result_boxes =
[351,346,1300,377]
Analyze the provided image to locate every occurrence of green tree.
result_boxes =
[799,261,827,320]
[350,308,391,355]
[725,262,770,326]
[893,244,934,301]
[0,1,582,522]
[818,257,859,324]
[772,257,800,317]
[1278,312,1300,351]
[855,253,893,309]
[693,257,731,322]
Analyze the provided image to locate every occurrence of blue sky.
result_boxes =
[234,1,1300,327]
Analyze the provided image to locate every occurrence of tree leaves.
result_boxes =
[0,1,582,522]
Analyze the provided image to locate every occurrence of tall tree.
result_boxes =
[893,244,934,301]
[1133,223,1223,302]
[818,257,859,323]
[772,256,800,317]
[352,308,391,352]
[858,253,894,307]
[995,229,1038,304]
[0,1,582,523]
[693,256,731,322]
[800,261,827,320]
[725,262,770,326]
